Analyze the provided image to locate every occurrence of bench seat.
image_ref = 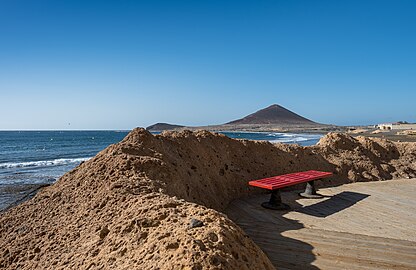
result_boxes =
[249,170,333,210]
[249,170,333,190]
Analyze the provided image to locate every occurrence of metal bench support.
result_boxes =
[299,180,323,198]
[261,189,290,210]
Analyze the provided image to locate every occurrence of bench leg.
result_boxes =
[261,189,290,210]
[299,180,323,198]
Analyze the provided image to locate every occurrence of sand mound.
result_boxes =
[1,129,415,269]
[397,130,416,136]
[316,132,416,181]
[347,128,368,134]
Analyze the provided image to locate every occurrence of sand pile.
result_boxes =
[1,129,415,269]
[397,130,416,136]
[371,129,385,134]
[316,133,416,182]
[347,128,368,134]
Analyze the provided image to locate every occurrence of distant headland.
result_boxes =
[146,104,340,133]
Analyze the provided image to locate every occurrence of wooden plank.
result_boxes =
[226,179,416,270]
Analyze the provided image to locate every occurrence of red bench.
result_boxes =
[249,170,333,210]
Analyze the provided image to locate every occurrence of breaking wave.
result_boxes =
[0,157,91,169]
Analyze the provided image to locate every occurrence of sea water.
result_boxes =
[0,130,322,210]
[221,131,321,145]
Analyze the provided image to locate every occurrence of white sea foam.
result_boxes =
[280,134,297,138]
[0,157,92,169]
[267,133,322,144]
[269,138,310,143]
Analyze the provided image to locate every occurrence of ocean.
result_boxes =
[0,130,322,210]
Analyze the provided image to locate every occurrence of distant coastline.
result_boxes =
[146,104,341,133]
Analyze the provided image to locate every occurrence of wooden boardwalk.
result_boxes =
[225,179,416,270]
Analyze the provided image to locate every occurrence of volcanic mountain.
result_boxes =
[146,104,322,131]
[226,104,317,125]
[146,123,184,131]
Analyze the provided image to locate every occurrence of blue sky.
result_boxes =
[1,0,415,129]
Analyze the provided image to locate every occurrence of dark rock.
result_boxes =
[208,232,218,242]
[99,226,110,239]
[166,242,179,249]
[193,239,207,251]
[188,218,204,229]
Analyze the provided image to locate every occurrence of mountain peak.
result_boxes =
[226,104,316,125]
[266,104,281,108]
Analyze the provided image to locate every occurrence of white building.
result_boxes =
[377,123,416,130]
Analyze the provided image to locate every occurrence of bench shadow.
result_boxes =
[226,195,320,270]
[226,191,370,269]
[297,191,370,218]
[260,214,321,269]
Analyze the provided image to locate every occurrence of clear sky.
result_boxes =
[1,0,415,130]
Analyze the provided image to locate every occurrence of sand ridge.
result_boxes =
[0,129,415,269]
